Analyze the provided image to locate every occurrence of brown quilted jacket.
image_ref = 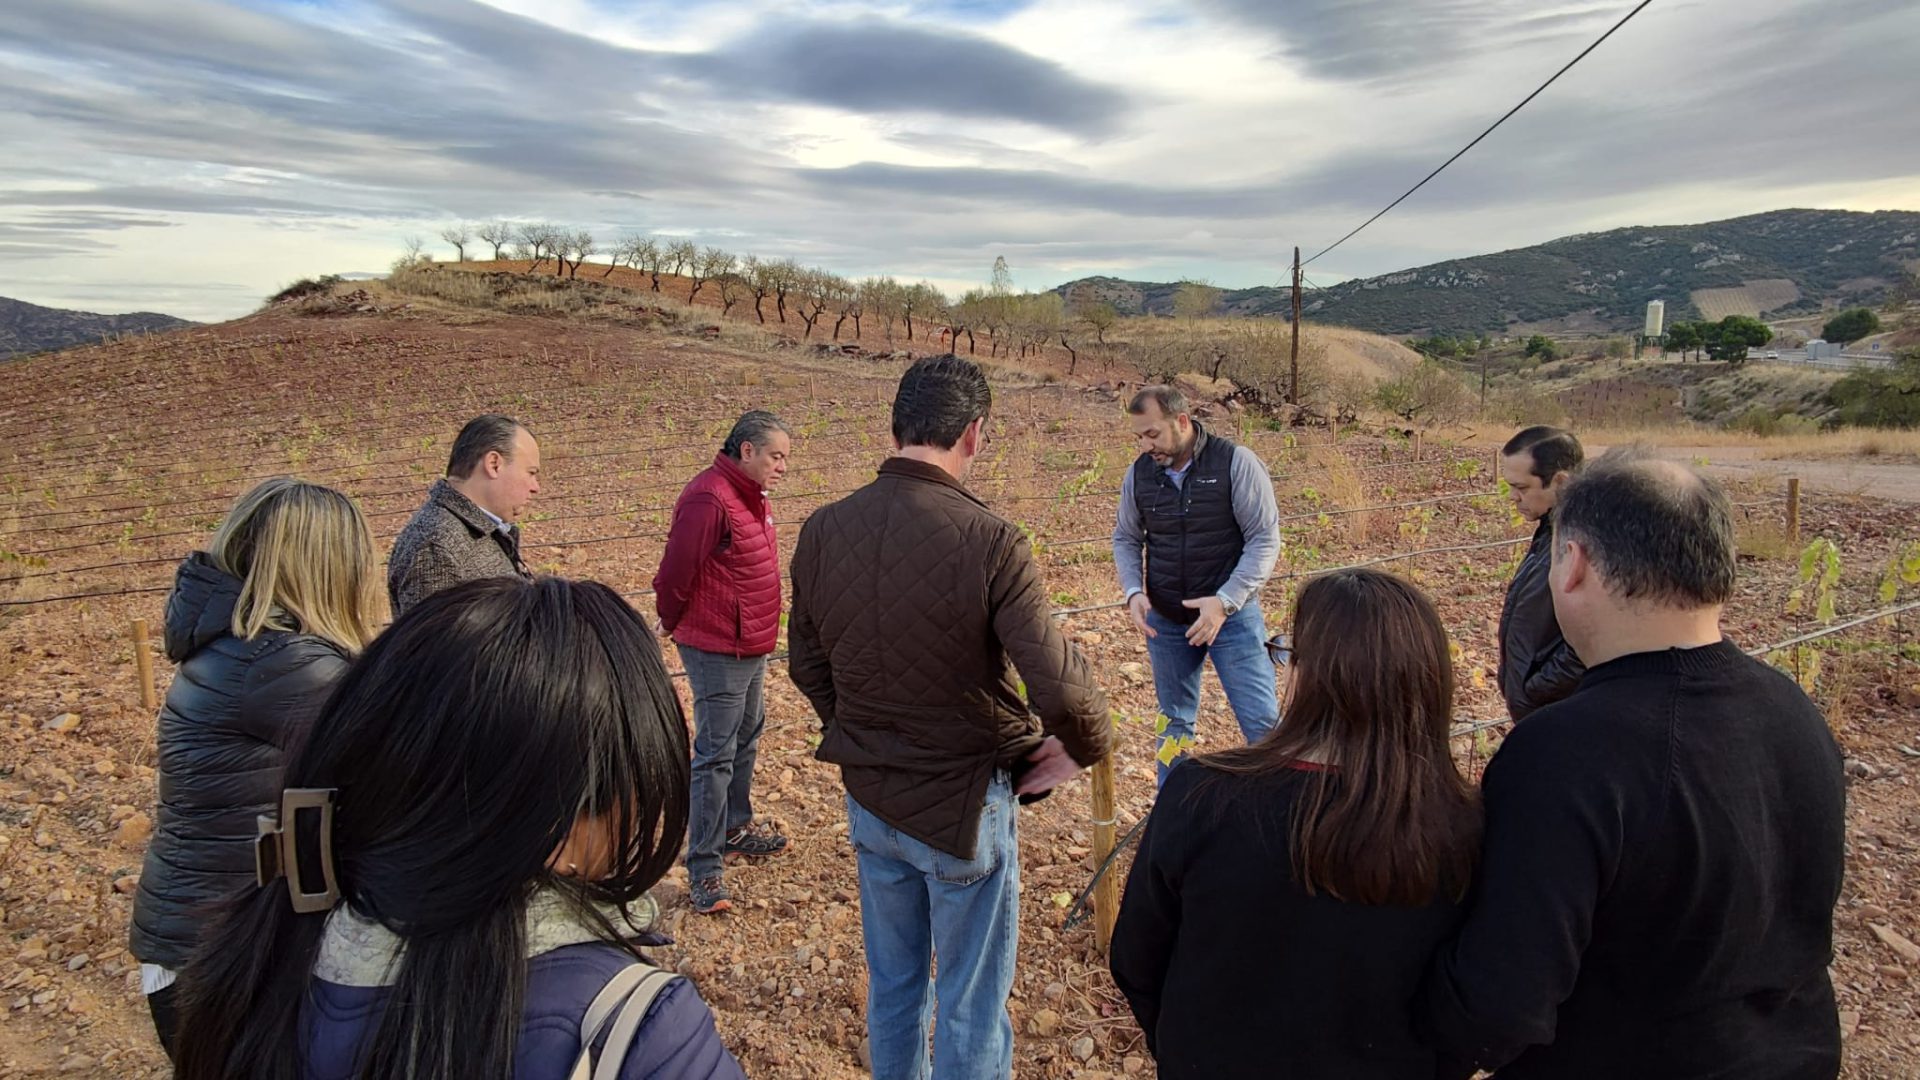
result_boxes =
[788,457,1111,858]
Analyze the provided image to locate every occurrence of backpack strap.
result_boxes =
[569,961,682,1080]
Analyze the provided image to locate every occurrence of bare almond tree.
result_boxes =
[602,234,639,277]
[716,271,744,316]
[832,277,862,340]
[438,224,471,262]
[476,221,513,261]
[665,240,697,279]
[687,245,732,303]
[741,256,773,323]
[517,223,556,272]
[795,269,834,339]
[770,258,801,324]
[862,277,900,341]
[634,239,663,291]
[565,230,595,278]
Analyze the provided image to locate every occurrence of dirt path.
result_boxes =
[1656,446,1920,504]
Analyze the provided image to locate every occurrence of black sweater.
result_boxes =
[1111,760,1472,1079]
[1423,640,1846,1078]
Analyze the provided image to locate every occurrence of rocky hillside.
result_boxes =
[1057,209,1920,336]
[0,296,195,359]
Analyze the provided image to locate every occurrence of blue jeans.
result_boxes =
[847,773,1019,1080]
[1145,601,1280,785]
[678,645,767,882]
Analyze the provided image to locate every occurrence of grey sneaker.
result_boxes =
[689,876,732,915]
[724,821,790,862]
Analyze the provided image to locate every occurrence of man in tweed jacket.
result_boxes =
[388,415,540,616]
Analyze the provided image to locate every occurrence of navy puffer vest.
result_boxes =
[1132,424,1243,626]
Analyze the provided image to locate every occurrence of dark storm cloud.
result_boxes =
[797,162,1284,218]
[681,18,1129,134]
[1190,0,1619,81]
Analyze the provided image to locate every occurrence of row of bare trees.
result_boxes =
[430,225,1137,371]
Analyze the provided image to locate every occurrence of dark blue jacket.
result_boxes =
[298,942,746,1080]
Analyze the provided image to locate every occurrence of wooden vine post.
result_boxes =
[1787,478,1801,543]
[131,618,156,711]
[1090,750,1120,954]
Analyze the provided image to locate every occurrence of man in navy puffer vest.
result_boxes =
[1112,386,1282,785]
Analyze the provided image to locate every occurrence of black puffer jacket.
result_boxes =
[129,553,350,970]
[1497,517,1585,721]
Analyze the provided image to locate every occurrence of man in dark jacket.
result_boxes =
[1497,425,1584,720]
[1424,449,1846,1078]
[388,414,540,615]
[1112,386,1281,784]
[653,410,793,915]
[789,355,1111,1080]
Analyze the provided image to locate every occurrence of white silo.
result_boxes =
[1644,299,1665,339]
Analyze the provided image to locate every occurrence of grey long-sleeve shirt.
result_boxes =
[1112,444,1282,613]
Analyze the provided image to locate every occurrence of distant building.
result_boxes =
[1644,300,1665,339]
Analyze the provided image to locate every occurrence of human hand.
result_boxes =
[1182,596,1228,646]
[1015,736,1082,796]
[1127,593,1156,639]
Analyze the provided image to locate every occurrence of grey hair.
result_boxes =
[722,410,791,460]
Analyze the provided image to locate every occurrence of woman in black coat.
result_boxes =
[1110,569,1483,1079]
[128,478,380,1057]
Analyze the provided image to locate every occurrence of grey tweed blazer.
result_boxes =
[387,480,533,616]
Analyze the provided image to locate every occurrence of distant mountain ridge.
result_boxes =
[1,296,196,359]
[1055,209,1920,336]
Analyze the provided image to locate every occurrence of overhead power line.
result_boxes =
[1302,0,1655,268]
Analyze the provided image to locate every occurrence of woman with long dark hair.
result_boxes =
[1110,568,1482,1078]
[172,576,746,1079]
[132,477,382,1056]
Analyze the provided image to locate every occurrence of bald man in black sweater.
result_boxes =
[1424,449,1846,1079]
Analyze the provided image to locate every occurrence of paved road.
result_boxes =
[1748,348,1895,371]
[1663,445,1920,504]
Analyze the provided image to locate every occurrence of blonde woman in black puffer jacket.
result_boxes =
[128,478,381,1058]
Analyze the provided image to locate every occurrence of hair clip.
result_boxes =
[255,788,342,914]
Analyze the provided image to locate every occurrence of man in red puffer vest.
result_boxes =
[654,410,793,914]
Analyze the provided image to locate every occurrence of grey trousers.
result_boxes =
[677,644,768,880]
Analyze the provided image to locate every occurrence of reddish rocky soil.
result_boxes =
[2,297,1916,1077]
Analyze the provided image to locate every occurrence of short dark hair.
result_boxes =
[1128,385,1190,418]
[1554,446,1736,608]
[722,410,792,460]
[892,355,991,450]
[447,415,526,479]
[1502,425,1583,483]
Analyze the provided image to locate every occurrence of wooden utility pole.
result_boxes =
[1787,478,1802,542]
[1289,247,1303,405]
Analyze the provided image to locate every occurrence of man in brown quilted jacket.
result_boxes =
[789,354,1111,1080]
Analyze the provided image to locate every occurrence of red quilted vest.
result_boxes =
[671,455,781,657]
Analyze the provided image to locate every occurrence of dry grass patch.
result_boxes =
[1576,424,1920,461]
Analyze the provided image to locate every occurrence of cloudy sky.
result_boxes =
[2,0,1917,322]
